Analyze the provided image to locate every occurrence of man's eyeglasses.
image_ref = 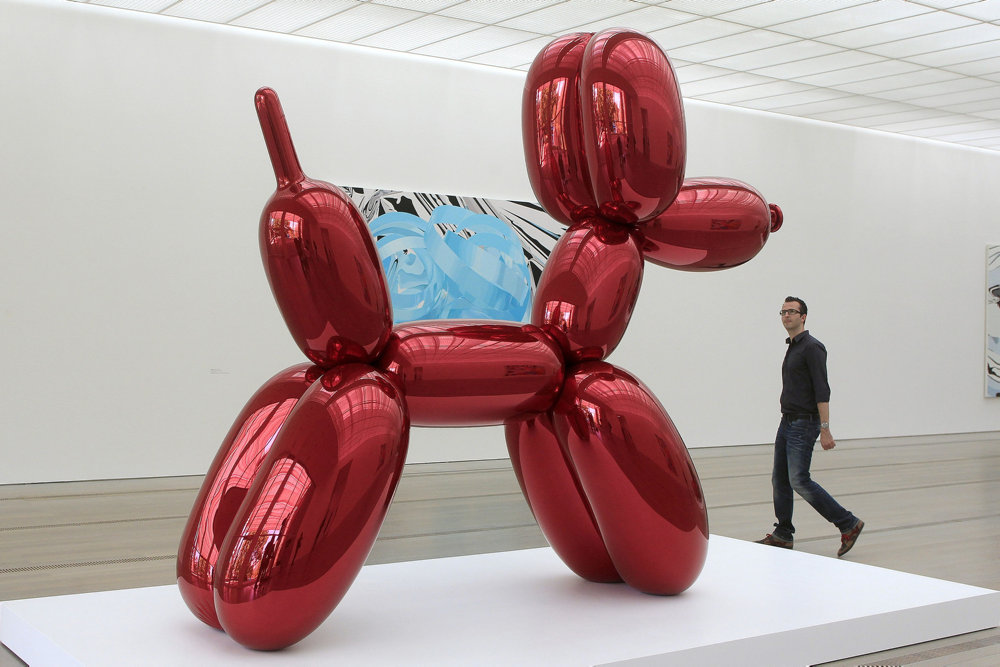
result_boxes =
[779,309,801,316]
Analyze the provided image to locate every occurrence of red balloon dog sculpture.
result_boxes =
[177,29,783,650]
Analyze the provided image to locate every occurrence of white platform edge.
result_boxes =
[2,535,998,666]
[1,601,79,667]
[605,596,1000,666]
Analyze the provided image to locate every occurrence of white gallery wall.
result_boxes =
[2,0,998,484]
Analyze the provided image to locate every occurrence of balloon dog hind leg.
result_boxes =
[177,363,319,629]
[213,364,408,651]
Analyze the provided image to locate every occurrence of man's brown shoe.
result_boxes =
[838,519,864,557]
[755,533,793,549]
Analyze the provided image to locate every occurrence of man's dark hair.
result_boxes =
[784,296,807,315]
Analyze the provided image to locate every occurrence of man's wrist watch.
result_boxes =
[820,422,830,430]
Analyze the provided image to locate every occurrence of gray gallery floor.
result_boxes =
[2,432,998,665]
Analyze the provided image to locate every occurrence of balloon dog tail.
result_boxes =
[255,87,306,189]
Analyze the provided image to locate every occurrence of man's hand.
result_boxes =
[817,403,834,450]
[820,430,836,450]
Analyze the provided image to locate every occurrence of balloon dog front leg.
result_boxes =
[505,411,621,583]
[507,360,711,595]
[504,216,644,583]
[552,362,708,594]
[509,214,708,594]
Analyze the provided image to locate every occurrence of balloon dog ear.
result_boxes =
[522,29,686,227]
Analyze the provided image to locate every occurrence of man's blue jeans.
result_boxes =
[770,415,857,541]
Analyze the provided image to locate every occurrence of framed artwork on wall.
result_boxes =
[987,245,1000,397]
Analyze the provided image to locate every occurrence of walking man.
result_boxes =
[756,296,864,557]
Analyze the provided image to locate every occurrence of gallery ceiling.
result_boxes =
[71,0,1000,152]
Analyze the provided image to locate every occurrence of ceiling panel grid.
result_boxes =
[72,0,1000,151]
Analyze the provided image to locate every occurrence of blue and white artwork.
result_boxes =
[987,245,1000,397]
[342,187,563,324]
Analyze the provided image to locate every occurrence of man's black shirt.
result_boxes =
[780,330,831,415]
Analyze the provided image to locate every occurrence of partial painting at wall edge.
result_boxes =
[987,245,1000,397]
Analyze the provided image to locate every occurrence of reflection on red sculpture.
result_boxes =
[552,362,708,594]
[177,28,782,651]
[255,88,392,367]
[378,321,564,426]
[639,178,783,271]
[522,32,596,226]
[213,364,408,650]
[176,363,320,629]
[579,29,687,225]
[532,219,643,364]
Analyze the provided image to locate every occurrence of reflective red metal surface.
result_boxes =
[256,88,392,367]
[176,362,319,629]
[213,364,408,650]
[532,220,643,363]
[522,33,597,227]
[639,178,780,271]
[178,28,787,651]
[552,362,708,594]
[769,203,783,232]
[580,30,686,224]
[378,321,564,425]
[505,412,620,582]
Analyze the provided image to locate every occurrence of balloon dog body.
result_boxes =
[177,30,783,650]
